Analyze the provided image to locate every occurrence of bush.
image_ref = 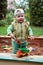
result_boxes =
[6,11,14,25]
[0,19,6,26]
[0,0,7,20]
[25,12,30,21]
[29,0,43,26]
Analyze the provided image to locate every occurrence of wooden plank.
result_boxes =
[27,36,43,47]
[0,53,43,65]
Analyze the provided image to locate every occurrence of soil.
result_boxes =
[27,44,43,55]
[0,43,43,55]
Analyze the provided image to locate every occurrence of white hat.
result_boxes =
[14,8,24,16]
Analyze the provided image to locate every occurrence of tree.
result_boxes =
[14,0,29,11]
[29,0,43,26]
[0,0,7,20]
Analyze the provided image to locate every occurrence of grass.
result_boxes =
[0,25,43,36]
[0,25,8,35]
[31,26,43,36]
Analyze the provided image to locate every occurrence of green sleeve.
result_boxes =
[28,27,33,36]
[7,25,13,35]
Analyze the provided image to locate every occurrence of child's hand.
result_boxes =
[10,34,21,44]
[29,36,34,40]
[15,38,21,44]
[10,33,14,38]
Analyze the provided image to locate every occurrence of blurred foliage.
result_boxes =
[29,0,43,26]
[0,0,7,20]
[0,11,14,26]
[6,11,14,25]
[0,19,6,26]
[25,10,30,21]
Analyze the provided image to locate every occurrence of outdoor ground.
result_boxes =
[0,25,43,55]
[0,42,43,55]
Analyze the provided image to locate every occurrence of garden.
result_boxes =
[0,0,43,64]
[0,0,43,36]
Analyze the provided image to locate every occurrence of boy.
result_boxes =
[7,8,33,54]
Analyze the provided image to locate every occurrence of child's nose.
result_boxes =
[20,17,24,20]
[20,16,24,18]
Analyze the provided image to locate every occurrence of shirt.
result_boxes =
[7,21,33,42]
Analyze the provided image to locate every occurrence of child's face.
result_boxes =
[15,13,24,23]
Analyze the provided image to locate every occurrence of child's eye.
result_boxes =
[21,15,23,17]
[17,15,24,17]
[17,16,20,17]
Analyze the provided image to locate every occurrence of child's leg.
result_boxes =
[20,41,27,48]
[11,39,19,54]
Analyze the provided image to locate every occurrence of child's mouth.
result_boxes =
[19,19,24,22]
[19,20,23,23]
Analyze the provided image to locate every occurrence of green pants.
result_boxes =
[12,39,27,54]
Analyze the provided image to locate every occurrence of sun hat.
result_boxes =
[14,8,24,16]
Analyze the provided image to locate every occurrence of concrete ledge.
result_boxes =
[0,36,43,47]
[0,53,43,65]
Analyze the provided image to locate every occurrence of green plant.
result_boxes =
[25,12,30,21]
[29,0,43,26]
[0,19,6,26]
[6,12,14,25]
[0,0,7,20]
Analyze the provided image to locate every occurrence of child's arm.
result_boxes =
[26,22,33,36]
[28,26,33,36]
[7,25,14,38]
[28,26,34,39]
[7,25,13,35]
